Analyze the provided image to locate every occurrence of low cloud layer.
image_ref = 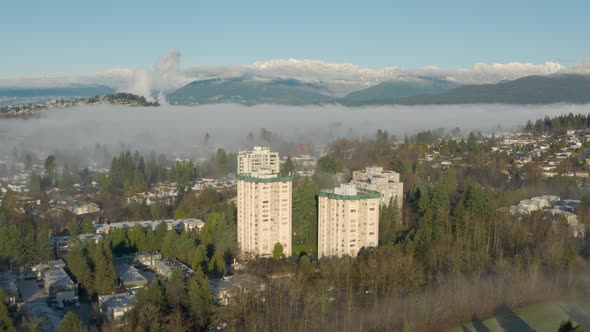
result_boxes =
[1,103,588,160]
[204,59,565,85]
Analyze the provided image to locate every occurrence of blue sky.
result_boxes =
[1,0,589,77]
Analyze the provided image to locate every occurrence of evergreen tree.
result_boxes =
[208,251,226,277]
[60,162,73,189]
[204,210,236,259]
[292,178,319,253]
[65,244,95,294]
[379,199,399,244]
[132,168,148,193]
[161,230,179,259]
[44,155,57,187]
[129,224,148,252]
[280,156,295,176]
[186,271,212,328]
[29,172,42,194]
[272,242,284,260]
[67,218,79,236]
[216,149,229,177]
[191,245,208,273]
[166,269,186,309]
[106,227,129,253]
[0,225,25,265]
[58,311,85,332]
[93,242,117,295]
[0,290,15,332]
[80,217,94,234]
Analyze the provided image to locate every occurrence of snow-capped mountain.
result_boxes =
[180,59,567,96]
[0,50,587,103]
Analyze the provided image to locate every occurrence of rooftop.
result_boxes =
[319,184,380,200]
[100,293,136,309]
[237,174,293,183]
[155,259,195,278]
[42,268,75,289]
[51,233,104,245]
[0,272,18,294]
[115,263,147,284]
[96,218,204,233]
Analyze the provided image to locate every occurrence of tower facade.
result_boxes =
[237,147,292,259]
[318,184,380,258]
[352,167,403,208]
[237,146,279,175]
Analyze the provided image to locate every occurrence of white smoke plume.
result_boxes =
[121,49,188,101]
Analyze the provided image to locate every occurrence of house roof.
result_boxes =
[42,268,75,288]
[0,272,18,294]
[100,293,135,309]
[115,263,147,284]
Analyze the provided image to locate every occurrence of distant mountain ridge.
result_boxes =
[166,76,334,105]
[3,72,590,107]
[338,77,460,106]
[390,74,590,105]
[166,73,590,106]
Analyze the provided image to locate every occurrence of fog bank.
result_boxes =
[1,103,589,157]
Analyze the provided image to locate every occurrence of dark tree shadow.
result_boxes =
[471,313,491,332]
[458,314,491,332]
[494,304,535,332]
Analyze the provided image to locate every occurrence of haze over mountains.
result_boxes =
[1,51,590,106]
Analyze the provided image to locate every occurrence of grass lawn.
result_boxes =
[292,243,316,257]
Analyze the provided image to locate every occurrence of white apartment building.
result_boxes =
[352,167,403,208]
[318,184,380,258]
[237,147,292,259]
[238,146,280,175]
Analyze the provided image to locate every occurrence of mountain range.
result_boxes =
[165,73,590,106]
[166,76,333,106]
[2,58,590,107]
[391,74,590,105]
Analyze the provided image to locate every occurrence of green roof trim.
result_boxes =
[237,174,293,183]
[318,188,381,200]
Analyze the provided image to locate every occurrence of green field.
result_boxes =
[449,279,590,332]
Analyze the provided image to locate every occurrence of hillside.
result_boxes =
[392,74,590,105]
[166,76,334,105]
[339,77,460,105]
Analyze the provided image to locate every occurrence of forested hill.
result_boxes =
[389,74,590,105]
[166,77,334,105]
[166,74,590,106]
[338,77,460,106]
[4,74,590,107]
